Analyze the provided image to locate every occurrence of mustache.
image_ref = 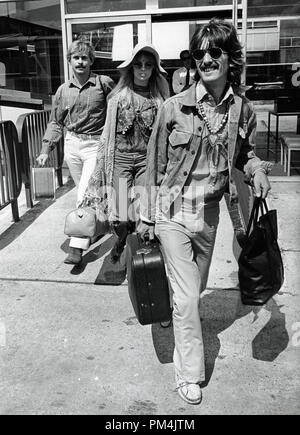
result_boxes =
[199,62,218,70]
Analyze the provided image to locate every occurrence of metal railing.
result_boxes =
[0,110,64,222]
[0,120,22,222]
[16,110,64,208]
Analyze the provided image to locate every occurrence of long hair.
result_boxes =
[190,18,244,88]
[108,50,170,106]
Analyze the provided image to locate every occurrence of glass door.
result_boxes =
[149,6,243,94]
[65,16,151,83]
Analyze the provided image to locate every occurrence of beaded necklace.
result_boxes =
[196,99,230,177]
[196,99,229,135]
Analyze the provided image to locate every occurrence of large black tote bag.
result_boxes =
[238,197,284,305]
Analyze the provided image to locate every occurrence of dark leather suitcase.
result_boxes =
[126,233,172,325]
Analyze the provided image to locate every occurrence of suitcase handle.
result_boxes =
[136,247,152,255]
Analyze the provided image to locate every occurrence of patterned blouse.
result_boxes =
[115,84,158,153]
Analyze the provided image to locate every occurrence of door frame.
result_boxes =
[60,0,246,82]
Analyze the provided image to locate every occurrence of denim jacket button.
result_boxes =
[191,150,195,155]
[183,171,188,176]
[198,126,202,132]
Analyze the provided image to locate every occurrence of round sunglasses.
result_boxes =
[192,47,228,61]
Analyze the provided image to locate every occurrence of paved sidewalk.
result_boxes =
[0,176,299,415]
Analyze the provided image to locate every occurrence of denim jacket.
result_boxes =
[141,83,268,222]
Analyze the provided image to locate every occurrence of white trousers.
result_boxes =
[64,131,99,250]
[155,207,219,384]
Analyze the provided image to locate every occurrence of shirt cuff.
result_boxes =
[251,160,273,177]
[40,141,54,155]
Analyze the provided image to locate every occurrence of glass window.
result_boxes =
[0,1,63,104]
[248,0,300,18]
[245,0,300,170]
[65,0,146,14]
[245,15,300,92]
[71,20,148,84]
[158,0,232,7]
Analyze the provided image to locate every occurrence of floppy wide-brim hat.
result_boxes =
[117,42,167,74]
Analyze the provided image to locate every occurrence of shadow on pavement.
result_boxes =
[64,233,127,284]
[151,290,289,387]
[151,322,175,364]
[252,299,289,362]
[0,179,75,251]
[94,253,127,285]
[62,234,115,275]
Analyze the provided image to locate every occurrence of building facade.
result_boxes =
[0,0,299,104]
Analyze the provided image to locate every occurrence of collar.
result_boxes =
[68,72,97,88]
[196,81,234,106]
[180,81,234,108]
[180,83,198,107]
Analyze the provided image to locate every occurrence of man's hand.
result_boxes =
[36,153,48,167]
[136,221,155,242]
[253,170,271,199]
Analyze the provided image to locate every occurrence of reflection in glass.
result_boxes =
[0,0,62,103]
[159,0,231,7]
[72,21,147,83]
[65,0,146,14]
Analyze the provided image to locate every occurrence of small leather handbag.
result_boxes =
[238,197,284,306]
[64,207,97,238]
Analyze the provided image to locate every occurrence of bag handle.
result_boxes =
[246,197,260,238]
[246,197,278,241]
[246,197,270,238]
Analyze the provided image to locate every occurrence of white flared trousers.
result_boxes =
[64,131,99,250]
[155,208,219,384]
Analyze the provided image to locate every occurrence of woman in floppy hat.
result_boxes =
[81,42,170,266]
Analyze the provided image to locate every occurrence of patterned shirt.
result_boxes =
[41,73,115,154]
[115,85,158,153]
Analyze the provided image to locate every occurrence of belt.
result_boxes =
[68,131,102,140]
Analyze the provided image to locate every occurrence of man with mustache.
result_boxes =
[37,40,115,265]
[138,18,271,405]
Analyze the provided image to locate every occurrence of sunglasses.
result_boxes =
[192,47,227,61]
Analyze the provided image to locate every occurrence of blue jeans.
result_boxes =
[113,150,147,223]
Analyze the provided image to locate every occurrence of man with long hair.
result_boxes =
[138,18,272,405]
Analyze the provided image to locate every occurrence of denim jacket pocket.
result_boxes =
[169,129,192,147]
[168,130,192,163]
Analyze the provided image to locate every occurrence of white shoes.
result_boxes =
[176,374,202,405]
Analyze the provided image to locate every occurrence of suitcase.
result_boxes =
[32,167,56,200]
[126,233,172,325]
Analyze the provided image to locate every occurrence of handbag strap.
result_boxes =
[246,197,278,242]
[259,198,268,215]
[246,196,261,238]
